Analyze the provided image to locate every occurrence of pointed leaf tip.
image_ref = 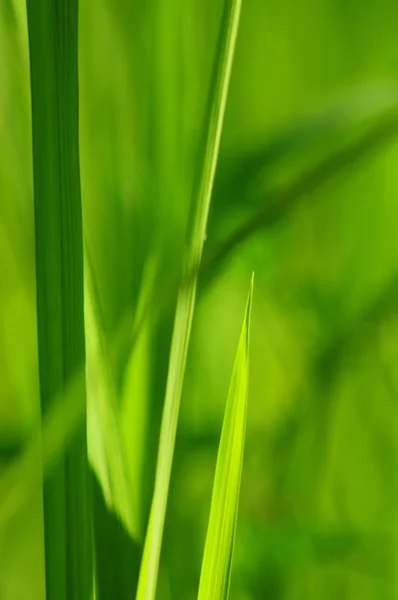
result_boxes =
[198,276,253,600]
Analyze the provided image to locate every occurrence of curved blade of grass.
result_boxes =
[135,1,243,598]
[26,1,92,599]
[197,275,253,600]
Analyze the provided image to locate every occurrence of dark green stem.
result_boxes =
[27,1,92,599]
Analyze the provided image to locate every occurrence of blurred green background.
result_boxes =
[2,0,398,598]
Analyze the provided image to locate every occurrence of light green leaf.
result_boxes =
[198,275,253,600]
[119,256,158,544]
[85,251,138,539]
[135,0,243,598]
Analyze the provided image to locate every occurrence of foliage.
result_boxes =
[1,0,398,598]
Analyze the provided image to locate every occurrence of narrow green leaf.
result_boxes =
[135,1,243,598]
[197,275,253,600]
[26,2,92,599]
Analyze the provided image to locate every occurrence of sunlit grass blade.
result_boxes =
[135,1,243,598]
[26,1,91,599]
[197,275,253,600]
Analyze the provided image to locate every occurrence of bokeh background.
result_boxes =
[2,0,398,598]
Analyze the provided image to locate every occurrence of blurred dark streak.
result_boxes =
[269,271,398,515]
[202,108,398,285]
[317,272,398,382]
[91,470,141,600]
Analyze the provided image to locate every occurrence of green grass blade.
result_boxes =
[197,275,253,600]
[26,2,92,599]
[135,1,243,598]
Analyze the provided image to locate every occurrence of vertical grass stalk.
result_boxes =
[136,1,243,598]
[26,1,92,599]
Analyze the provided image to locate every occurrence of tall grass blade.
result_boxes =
[26,2,91,599]
[197,275,253,600]
[135,1,243,598]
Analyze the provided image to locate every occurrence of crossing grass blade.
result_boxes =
[26,1,92,599]
[197,275,253,600]
[135,0,243,598]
